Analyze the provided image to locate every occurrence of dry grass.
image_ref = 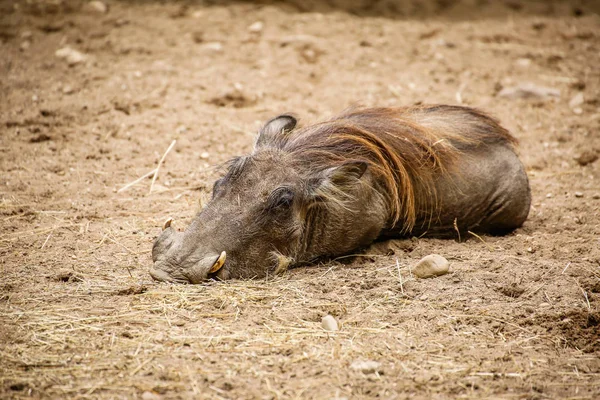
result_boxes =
[2,217,599,398]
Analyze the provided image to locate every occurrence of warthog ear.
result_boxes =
[308,161,368,201]
[255,114,297,149]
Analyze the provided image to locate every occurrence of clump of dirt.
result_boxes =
[534,310,600,353]
[115,284,148,296]
[208,87,258,108]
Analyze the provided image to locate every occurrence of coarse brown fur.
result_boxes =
[271,105,517,233]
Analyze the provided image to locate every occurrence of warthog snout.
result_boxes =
[150,251,226,284]
[151,218,227,283]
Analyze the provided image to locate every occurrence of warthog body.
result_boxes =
[151,105,531,283]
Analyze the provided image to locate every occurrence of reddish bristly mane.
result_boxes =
[272,105,517,232]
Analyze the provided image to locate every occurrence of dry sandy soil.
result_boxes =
[1,0,600,398]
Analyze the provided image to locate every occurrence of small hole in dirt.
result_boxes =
[53,271,83,283]
[10,383,27,391]
[586,313,599,328]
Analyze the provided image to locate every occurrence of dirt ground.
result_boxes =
[1,0,600,398]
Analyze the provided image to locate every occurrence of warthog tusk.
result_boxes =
[209,251,226,273]
[163,218,173,230]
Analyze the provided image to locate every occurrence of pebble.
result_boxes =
[200,152,210,159]
[498,83,560,100]
[539,302,551,308]
[191,31,204,43]
[248,21,264,33]
[62,85,75,94]
[141,391,161,400]
[321,315,339,331]
[574,150,598,166]
[593,194,600,199]
[515,58,532,68]
[569,92,584,109]
[20,40,31,50]
[413,254,449,279]
[574,192,583,198]
[55,47,87,66]
[350,360,381,374]
[203,42,223,52]
[88,1,108,13]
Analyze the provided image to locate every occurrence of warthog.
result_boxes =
[150,105,531,283]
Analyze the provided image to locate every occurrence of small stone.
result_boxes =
[200,152,210,159]
[32,95,39,102]
[20,40,31,50]
[539,302,551,308]
[55,47,87,66]
[413,254,449,279]
[203,42,223,52]
[350,360,381,374]
[532,22,546,30]
[546,193,553,198]
[321,315,339,331]
[88,1,108,14]
[141,391,161,400]
[62,85,75,94]
[569,92,584,109]
[191,31,204,43]
[515,58,532,68]
[593,194,600,199]
[570,80,586,90]
[574,150,598,166]
[303,48,319,63]
[574,192,583,198]
[498,83,560,100]
[572,107,583,115]
[248,21,264,33]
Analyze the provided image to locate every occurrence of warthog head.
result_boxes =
[150,114,389,283]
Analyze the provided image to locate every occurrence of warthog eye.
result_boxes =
[268,186,294,210]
